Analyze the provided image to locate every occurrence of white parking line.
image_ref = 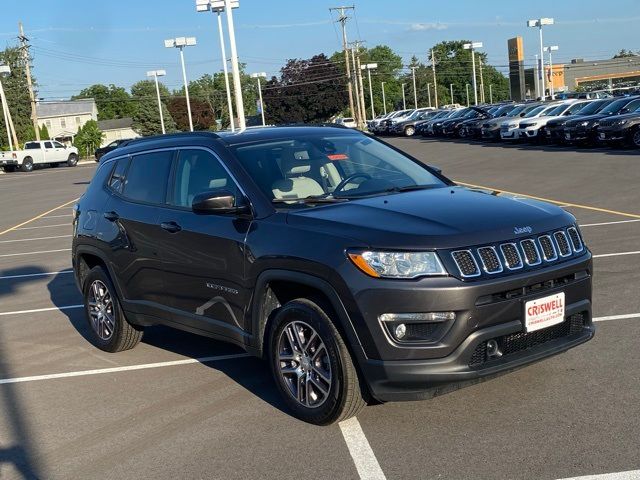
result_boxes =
[581,219,640,228]
[0,353,250,385]
[42,214,73,219]
[593,251,640,259]
[0,270,72,281]
[15,223,69,230]
[339,417,387,480]
[593,313,640,322]
[0,248,70,258]
[0,234,71,244]
[0,305,82,316]
[558,470,640,479]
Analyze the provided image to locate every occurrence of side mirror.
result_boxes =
[192,190,250,215]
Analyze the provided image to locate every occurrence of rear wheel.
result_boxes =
[630,127,640,148]
[268,298,365,425]
[67,153,78,167]
[404,125,416,137]
[83,266,143,352]
[20,157,33,172]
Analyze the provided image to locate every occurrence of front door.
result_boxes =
[157,148,252,343]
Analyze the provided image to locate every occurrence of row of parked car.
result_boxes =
[367,95,640,148]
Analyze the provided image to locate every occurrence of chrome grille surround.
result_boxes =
[538,235,558,261]
[567,227,584,253]
[499,243,523,270]
[477,246,503,274]
[451,250,481,278]
[520,239,542,266]
[554,231,572,257]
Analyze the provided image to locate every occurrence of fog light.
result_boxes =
[394,323,407,340]
[486,339,502,359]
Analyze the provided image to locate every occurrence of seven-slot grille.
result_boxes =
[450,227,585,279]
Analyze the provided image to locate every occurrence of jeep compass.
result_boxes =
[72,127,594,425]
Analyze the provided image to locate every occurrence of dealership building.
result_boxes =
[508,36,640,99]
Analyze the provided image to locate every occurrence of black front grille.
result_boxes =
[554,231,571,257]
[500,243,523,270]
[538,235,557,261]
[452,250,480,277]
[477,247,502,273]
[567,227,583,252]
[521,239,541,265]
[469,313,586,368]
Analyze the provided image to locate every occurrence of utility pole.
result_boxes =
[356,52,367,122]
[430,48,438,108]
[479,57,485,103]
[466,83,470,107]
[427,83,432,108]
[489,84,493,103]
[450,83,454,104]
[349,47,362,124]
[18,22,39,141]
[401,83,406,109]
[381,81,387,114]
[330,6,356,123]
[410,66,418,109]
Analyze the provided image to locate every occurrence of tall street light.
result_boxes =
[0,65,14,151]
[450,83,454,104]
[196,0,238,131]
[465,83,470,107]
[401,83,406,110]
[250,72,267,126]
[410,66,418,109]
[463,42,483,106]
[544,45,559,100]
[222,0,245,130]
[427,83,432,108]
[528,17,554,99]
[147,70,167,134]
[381,81,387,115]
[361,63,377,120]
[164,36,197,132]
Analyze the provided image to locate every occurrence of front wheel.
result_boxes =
[67,153,78,167]
[404,125,416,137]
[268,298,365,425]
[630,127,640,149]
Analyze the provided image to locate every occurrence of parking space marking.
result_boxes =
[339,417,387,480]
[593,313,640,322]
[0,248,70,258]
[15,223,70,230]
[0,305,82,316]
[0,270,72,281]
[456,181,640,219]
[557,470,640,479]
[0,234,72,244]
[581,219,640,228]
[41,214,73,219]
[0,353,250,385]
[0,197,78,236]
[593,251,640,259]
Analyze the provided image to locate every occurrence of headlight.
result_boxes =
[618,120,628,126]
[579,121,589,127]
[348,250,447,278]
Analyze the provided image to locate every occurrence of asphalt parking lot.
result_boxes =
[0,141,639,480]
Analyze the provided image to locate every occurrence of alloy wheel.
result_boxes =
[633,129,640,148]
[87,280,115,340]
[277,320,332,408]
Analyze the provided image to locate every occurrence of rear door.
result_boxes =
[101,150,174,319]
[156,147,252,343]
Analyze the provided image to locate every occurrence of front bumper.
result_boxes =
[597,128,627,142]
[517,127,542,139]
[500,127,519,139]
[0,159,17,167]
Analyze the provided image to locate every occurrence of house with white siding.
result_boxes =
[36,99,98,144]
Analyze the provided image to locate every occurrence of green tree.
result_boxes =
[39,124,49,140]
[613,49,639,58]
[0,46,35,148]
[72,84,136,120]
[131,79,170,99]
[73,120,103,158]
[132,99,176,136]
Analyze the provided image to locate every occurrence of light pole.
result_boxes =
[528,17,554,99]
[361,63,377,120]
[544,45,559,100]
[0,65,16,150]
[463,42,483,106]
[465,83,470,107]
[450,83,454,104]
[427,83,432,108]
[381,81,387,115]
[410,66,418,109]
[250,72,267,126]
[401,83,406,109]
[147,70,167,134]
[164,37,197,132]
[223,0,245,130]
[489,84,493,104]
[196,0,238,131]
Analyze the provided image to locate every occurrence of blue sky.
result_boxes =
[0,0,638,98]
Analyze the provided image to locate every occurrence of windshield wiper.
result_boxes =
[272,196,348,205]
[335,184,438,199]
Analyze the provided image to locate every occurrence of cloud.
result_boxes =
[408,22,448,32]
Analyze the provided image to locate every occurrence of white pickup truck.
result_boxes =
[0,140,79,173]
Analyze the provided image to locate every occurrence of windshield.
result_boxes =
[524,105,548,118]
[600,98,633,115]
[232,133,447,205]
[578,100,612,115]
[493,105,514,117]
[505,105,527,117]
[544,104,568,116]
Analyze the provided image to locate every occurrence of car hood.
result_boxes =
[564,113,611,126]
[285,186,573,249]
[602,111,640,121]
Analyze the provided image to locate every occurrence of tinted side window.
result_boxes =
[170,149,239,208]
[44,141,53,148]
[108,157,130,193]
[122,151,173,204]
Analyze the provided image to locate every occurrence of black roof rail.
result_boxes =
[271,122,350,129]
[119,131,220,148]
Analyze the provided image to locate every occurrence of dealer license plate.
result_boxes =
[524,292,565,333]
[599,133,606,139]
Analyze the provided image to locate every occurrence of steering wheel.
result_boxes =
[333,173,372,196]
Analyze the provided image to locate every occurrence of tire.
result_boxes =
[3,165,15,173]
[67,153,78,167]
[268,298,365,425]
[630,127,640,149]
[82,266,143,353]
[404,125,416,137]
[20,157,33,172]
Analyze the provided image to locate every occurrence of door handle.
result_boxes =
[160,221,182,233]
[103,211,119,222]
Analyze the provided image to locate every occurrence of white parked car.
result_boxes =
[500,103,562,140]
[0,140,79,172]
[334,117,357,128]
[516,100,587,140]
